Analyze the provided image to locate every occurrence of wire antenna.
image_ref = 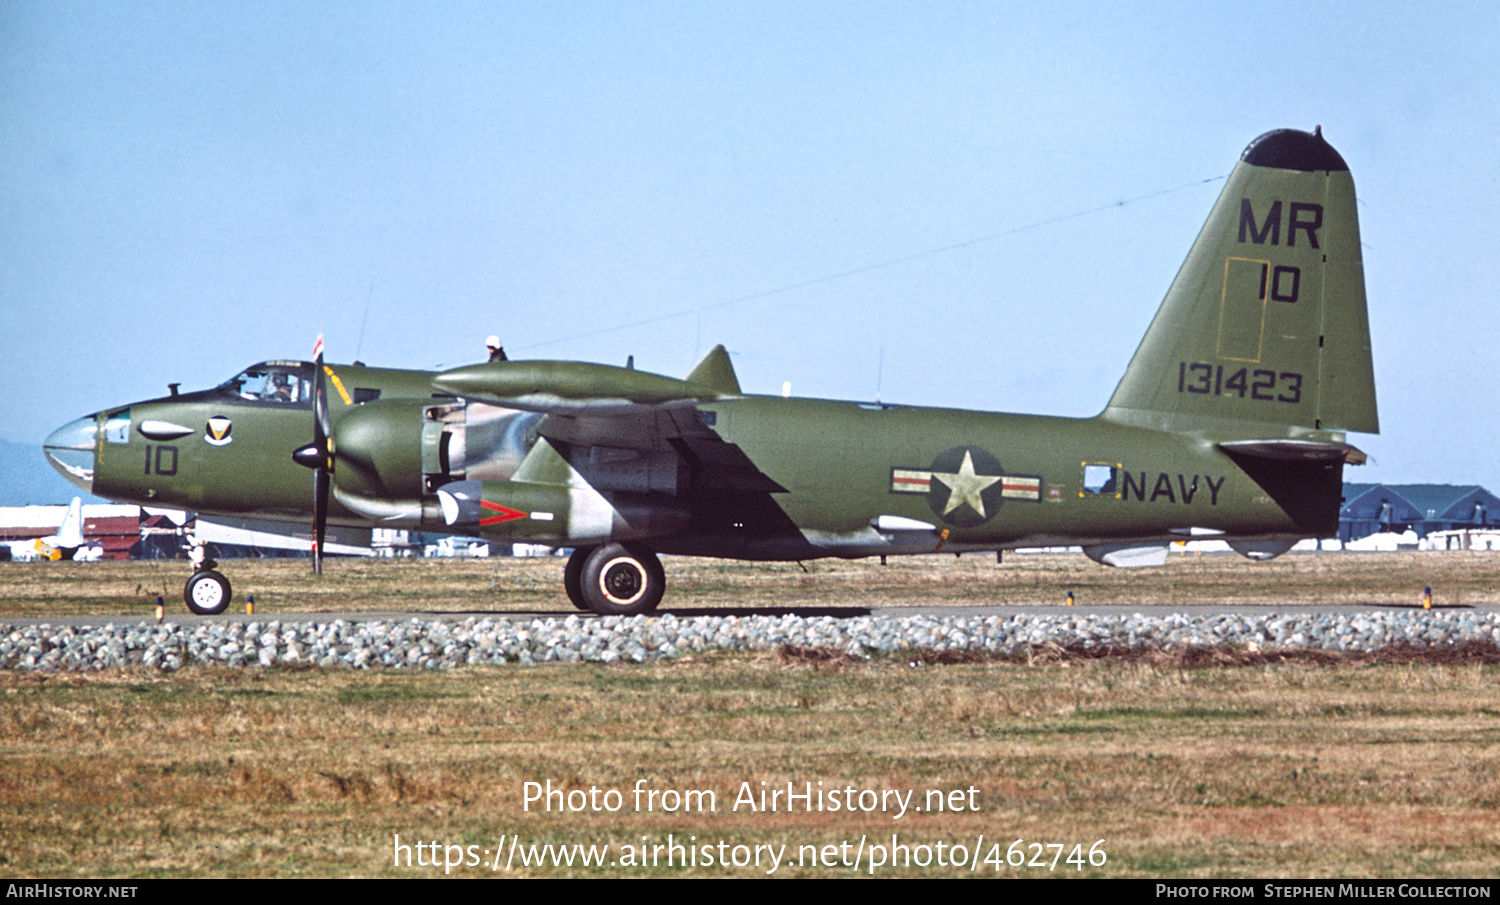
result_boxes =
[517,175,1227,353]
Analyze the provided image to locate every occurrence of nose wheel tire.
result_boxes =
[577,543,664,616]
[184,570,232,615]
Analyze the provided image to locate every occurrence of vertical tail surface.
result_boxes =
[56,497,85,549]
[1103,128,1377,439]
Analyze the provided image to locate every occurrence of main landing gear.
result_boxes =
[563,543,665,616]
[183,541,232,615]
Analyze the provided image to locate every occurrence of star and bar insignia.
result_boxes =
[891,446,1039,527]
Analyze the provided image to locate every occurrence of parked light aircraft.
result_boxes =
[44,128,1376,615]
[4,497,92,562]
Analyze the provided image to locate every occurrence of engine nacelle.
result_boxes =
[329,398,687,542]
[330,399,428,500]
[331,399,541,501]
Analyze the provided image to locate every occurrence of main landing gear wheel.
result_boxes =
[184,569,232,616]
[563,546,593,611]
[576,543,664,616]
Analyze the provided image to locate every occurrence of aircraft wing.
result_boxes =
[433,345,786,494]
[194,516,376,557]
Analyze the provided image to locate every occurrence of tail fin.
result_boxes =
[1102,128,1377,439]
[56,497,85,549]
[684,344,742,395]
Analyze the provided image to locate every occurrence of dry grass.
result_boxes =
[2,657,1499,878]
[2,549,1498,617]
[2,552,1499,878]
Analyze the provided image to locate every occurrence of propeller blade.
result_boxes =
[313,463,328,576]
[311,335,329,575]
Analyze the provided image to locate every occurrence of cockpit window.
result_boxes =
[217,362,314,405]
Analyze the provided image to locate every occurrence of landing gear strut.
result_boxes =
[564,543,664,616]
[183,541,232,616]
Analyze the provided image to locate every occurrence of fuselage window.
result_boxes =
[1081,463,1121,497]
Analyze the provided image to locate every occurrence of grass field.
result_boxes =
[2,552,1499,878]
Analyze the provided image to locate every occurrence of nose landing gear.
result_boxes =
[183,541,232,616]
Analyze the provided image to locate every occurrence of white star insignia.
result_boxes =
[931,450,1001,517]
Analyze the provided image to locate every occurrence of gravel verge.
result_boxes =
[4,610,1500,671]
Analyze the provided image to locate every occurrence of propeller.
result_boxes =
[291,335,332,575]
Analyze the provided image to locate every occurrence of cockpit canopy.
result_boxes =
[216,361,315,405]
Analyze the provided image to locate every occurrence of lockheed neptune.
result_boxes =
[44,128,1377,615]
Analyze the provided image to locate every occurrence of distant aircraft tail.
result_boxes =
[55,496,85,551]
[1102,128,1378,441]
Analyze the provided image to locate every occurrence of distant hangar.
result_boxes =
[1341,484,1500,548]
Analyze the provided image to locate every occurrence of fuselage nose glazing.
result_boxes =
[44,414,99,493]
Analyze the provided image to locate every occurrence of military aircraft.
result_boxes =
[44,127,1376,615]
[3,497,92,562]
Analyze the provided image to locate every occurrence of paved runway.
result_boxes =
[6,600,1494,629]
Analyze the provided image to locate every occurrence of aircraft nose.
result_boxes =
[44,415,98,494]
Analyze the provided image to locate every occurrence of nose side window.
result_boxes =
[104,411,131,444]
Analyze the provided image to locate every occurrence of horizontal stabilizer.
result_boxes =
[1218,438,1367,465]
[433,360,740,415]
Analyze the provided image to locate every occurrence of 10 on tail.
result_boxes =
[1103,128,1377,443]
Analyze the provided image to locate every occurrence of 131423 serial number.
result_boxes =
[1177,362,1301,404]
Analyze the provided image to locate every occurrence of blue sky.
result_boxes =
[3,1,1497,493]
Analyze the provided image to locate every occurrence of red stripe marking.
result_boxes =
[478,500,527,525]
